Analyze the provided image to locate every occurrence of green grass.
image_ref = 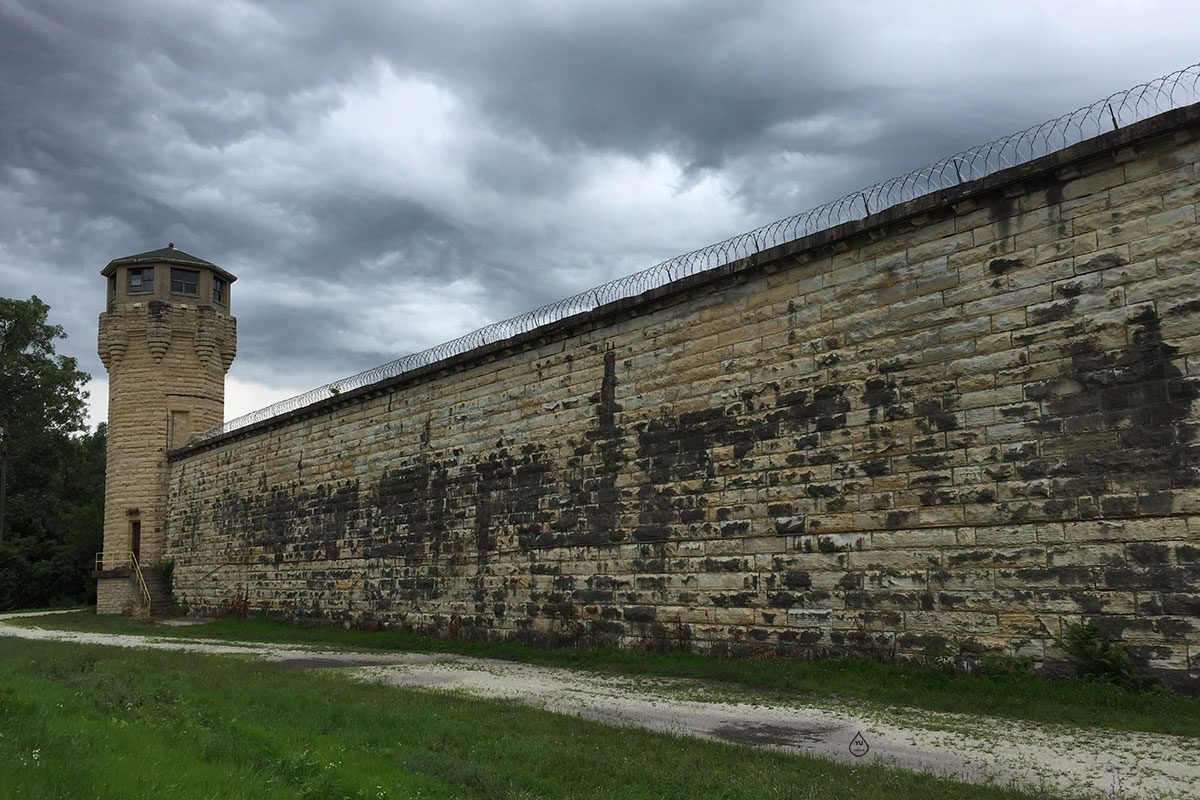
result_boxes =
[11,609,1200,738]
[0,636,1046,800]
[0,605,90,615]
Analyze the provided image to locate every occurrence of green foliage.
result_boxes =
[265,749,354,798]
[0,426,104,610]
[0,296,101,610]
[0,296,89,442]
[152,558,188,616]
[917,638,1035,680]
[1059,621,1158,692]
[152,558,175,597]
[918,637,960,673]
[977,653,1035,680]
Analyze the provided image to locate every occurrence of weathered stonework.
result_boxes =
[97,249,235,614]
[166,106,1200,690]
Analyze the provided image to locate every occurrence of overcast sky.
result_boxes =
[2,0,1198,431]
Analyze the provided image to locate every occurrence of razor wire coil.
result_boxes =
[195,63,1200,443]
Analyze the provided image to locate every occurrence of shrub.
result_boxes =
[1059,621,1157,692]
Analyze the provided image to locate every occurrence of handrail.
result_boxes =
[95,550,151,611]
[193,62,1200,443]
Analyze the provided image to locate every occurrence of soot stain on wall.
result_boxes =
[199,299,1200,652]
[1020,306,1200,516]
[166,119,1200,690]
[220,345,634,635]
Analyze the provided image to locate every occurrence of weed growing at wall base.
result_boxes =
[1058,622,1160,693]
[0,637,1047,800]
[214,589,250,619]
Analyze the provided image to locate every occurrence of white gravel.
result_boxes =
[2,613,1197,799]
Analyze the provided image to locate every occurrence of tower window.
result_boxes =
[213,276,226,304]
[128,268,154,293]
[171,268,199,294]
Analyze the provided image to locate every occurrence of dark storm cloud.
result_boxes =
[1,0,1197,425]
[308,2,876,175]
[189,191,470,282]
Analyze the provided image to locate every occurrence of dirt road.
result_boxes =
[2,613,1195,799]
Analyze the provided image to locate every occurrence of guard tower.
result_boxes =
[95,245,236,615]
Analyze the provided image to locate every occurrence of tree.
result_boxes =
[0,296,89,542]
[0,297,100,610]
[0,424,105,609]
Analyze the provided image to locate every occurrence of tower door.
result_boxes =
[131,520,141,563]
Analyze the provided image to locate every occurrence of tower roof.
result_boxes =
[102,245,236,282]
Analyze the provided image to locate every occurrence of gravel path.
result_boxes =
[2,614,1196,799]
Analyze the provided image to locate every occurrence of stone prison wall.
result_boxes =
[167,105,1200,690]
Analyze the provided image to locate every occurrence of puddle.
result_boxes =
[713,721,838,747]
[272,656,412,669]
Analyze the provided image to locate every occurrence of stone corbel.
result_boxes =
[146,302,171,362]
[194,308,217,369]
[219,318,237,374]
[98,313,127,369]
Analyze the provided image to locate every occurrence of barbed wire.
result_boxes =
[195,62,1200,443]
